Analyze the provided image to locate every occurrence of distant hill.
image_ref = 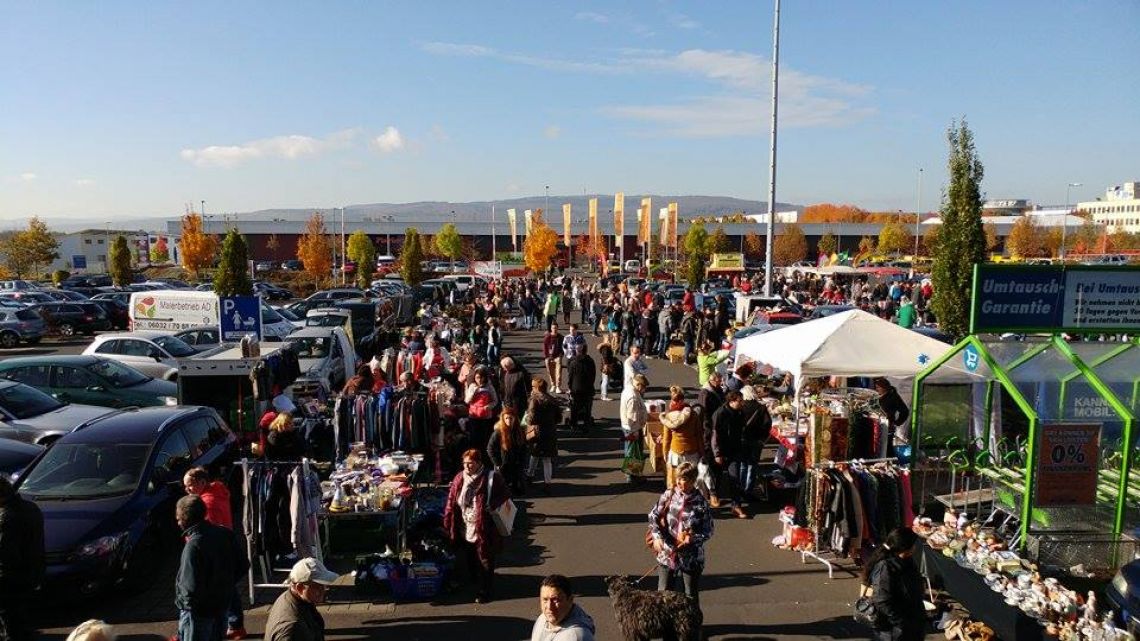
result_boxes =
[35,195,801,232]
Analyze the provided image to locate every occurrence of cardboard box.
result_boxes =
[643,416,665,475]
[666,344,685,363]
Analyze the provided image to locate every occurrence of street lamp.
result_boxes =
[914,168,923,258]
[1062,182,1082,261]
[545,185,550,219]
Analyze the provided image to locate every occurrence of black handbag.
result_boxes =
[853,585,884,628]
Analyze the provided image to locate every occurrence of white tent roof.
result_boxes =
[733,309,955,380]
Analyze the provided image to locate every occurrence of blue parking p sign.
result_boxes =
[220,296,262,341]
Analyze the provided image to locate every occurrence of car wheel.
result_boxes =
[0,332,18,349]
[58,323,75,337]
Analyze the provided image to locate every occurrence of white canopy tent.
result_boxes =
[733,309,956,381]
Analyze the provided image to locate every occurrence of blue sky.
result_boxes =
[2,1,1137,220]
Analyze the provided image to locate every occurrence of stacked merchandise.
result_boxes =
[915,517,1130,640]
[324,451,423,514]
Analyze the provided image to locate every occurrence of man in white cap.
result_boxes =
[262,558,338,641]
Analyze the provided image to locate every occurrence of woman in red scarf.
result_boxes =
[443,449,511,603]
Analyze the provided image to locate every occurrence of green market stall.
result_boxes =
[911,264,1140,567]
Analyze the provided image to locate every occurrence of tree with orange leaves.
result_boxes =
[296,212,333,286]
[524,211,560,274]
[179,213,217,279]
[800,203,869,223]
[575,233,607,271]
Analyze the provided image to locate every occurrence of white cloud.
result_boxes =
[667,12,700,30]
[420,43,875,137]
[20,172,37,182]
[544,125,562,140]
[574,11,610,23]
[180,128,359,168]
[74,178,96,187]
[373,126,405,153]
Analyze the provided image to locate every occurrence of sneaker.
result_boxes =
[600,396,612,401]
[732,506,749,519]
[709,495,721,508]
[226,629,248,641]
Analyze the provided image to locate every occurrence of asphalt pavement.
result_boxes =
[23,326,874,641]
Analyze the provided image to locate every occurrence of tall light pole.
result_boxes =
[340,206,347,286]
[201,200,206,219]
[1062,182,1081,261]
[914,168,923,257]
[762,0,781,297]
[491,204,497,259]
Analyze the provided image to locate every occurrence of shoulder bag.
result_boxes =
[853,583,883,629]
[486,471,518,536]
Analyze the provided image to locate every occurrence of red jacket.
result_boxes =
[200,481,233,530]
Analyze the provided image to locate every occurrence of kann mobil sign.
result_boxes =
[970,264,1140,333]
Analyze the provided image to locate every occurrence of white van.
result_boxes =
[129,290,294,341]
[623,259,642,273]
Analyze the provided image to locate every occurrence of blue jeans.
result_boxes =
[683,338,695,364]
[487,343,500,364]
[178,610,224,641]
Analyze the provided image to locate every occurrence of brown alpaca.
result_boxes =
[604,575,703,641]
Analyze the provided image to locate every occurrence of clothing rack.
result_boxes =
[801,456,907,578]
[240,458,322,601]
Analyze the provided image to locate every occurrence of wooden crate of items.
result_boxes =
[666,343,685,364]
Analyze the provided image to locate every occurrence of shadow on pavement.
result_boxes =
[356,614,535,640]
[704,615,866,640]
[564,572,771,599]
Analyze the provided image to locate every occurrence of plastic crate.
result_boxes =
[388,563,448,602]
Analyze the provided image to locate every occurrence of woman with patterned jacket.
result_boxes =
[647,462,714,610]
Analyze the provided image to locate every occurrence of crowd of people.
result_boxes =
[0,266,941,641]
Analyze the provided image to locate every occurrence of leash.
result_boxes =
[634,564,658,585]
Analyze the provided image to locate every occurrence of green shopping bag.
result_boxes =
[621,438,647,476]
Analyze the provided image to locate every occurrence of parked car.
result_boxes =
[0,439,42,480]
[807,304,855,320]
[30,302,112,337]
[16,405,238,594]
[0,355,179,408]
[172,325,221,352]
[0,279,41,291]
[90,291,132,306]
[253,282,293,301]
[284,327,357,397]
[0,307,47,348]
[41,289,89,301]
[306,288,366,302]
[280,259,303,271]
[0,291,56,304]
[88,298,129,330]
[82,331,199,381]
[0,380,117,445]
[254,261,276,273]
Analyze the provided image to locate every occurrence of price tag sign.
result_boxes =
[1035,423,1100,507]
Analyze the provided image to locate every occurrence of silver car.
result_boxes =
[0,380,117,445]
[82,331,200,381]
[0,307,46,348]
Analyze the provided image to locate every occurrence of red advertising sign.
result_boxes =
[1035,423,1100,507]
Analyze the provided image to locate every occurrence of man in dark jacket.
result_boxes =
[0,475,44,641]
[565,344,596,433]
[696,373,726,507]
[175,495,243,641]
[711,391,748,518]
[874,377,911,450]
[499,356,532,413]
[263,558,338,641]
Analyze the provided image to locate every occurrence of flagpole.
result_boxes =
[491,204,497,259]
[763,0,780,297]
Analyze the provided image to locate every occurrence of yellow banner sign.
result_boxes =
[563,203,572,246]
[614,192,624,238]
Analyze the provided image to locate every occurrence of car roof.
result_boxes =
[288,327,340,338]
[96,330,170,340]
[174,325,220,332]
[0,354,102,368]
[66,406,215,444]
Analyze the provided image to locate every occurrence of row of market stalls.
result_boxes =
[734,263,1140,639]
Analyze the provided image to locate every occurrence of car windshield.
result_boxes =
[151,335,196,357]
[275,307,300,321]
[0,383,64,418]
[261,304,285,324]
[86,360,151,388]
[306,315,345,328]
[20,443,149,499]
[287,336,331,359]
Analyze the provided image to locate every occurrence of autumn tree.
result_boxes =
[575,234,608,271]
[296,212,333,287]
[434,223,463,270]
[400,228,426,285]
[1069,222,1102,255]
[922,225,941,255]
[772,224,807,266]
[1042,228,1063,257]
[705,226,730,255]
[932,119,987,339]
[109,235,133,287]
[346,230,376,289]
[1107,230,1140,252]
[878,222,911,255]
[149,236,170,263]
[800,203,869,223]
[818,232,838,256]
[743,232,764,258]
[1006,217,1043,258]
[180,213,217,279]
[858,236,876,255]
[983,222,999,252]
[0,217,60,278]
[523,214,560,274]
[214,228,254,296]
[683,222,710,286]
[266,233,280,255]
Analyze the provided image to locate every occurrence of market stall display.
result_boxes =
[321,449,425,557]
